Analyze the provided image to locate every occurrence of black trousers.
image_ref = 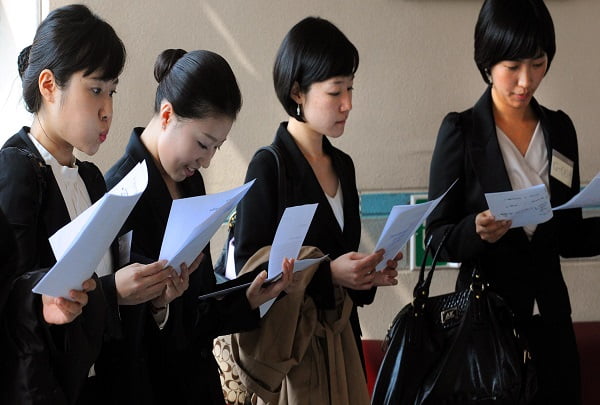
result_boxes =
[525,315,581,405]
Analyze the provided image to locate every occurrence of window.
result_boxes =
[0,0,46,145]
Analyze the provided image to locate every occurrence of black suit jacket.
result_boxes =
[234,122,376,363]
[0,208,17,320]
[0,128,120,404]
[427,88,600,321]
[103,128,259,405]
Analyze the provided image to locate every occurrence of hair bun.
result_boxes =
[154,49,187,83]
[17,45,32,78]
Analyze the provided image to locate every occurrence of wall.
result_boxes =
[44,0,600,338]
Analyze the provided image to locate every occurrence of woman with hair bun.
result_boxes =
[104,48,293,404]
[0,4,178,404]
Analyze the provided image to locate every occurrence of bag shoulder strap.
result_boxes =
[414,230,450,300]
[8,146,48,209]
[256,144,287,219]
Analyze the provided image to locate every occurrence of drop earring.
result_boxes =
[296,104,301,116]
[485,69,493,84]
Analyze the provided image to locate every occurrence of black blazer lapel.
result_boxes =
[465,88,513,194]
[275,125,349,250]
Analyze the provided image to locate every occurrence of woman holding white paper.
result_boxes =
[232,17,400,403]
[426,0,600,403]
[0,5,182,404]
[104,48,293,404]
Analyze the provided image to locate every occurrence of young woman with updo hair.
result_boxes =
[103,48,293,404]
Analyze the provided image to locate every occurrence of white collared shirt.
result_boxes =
[28,133,113,276]
[496,122,549,239]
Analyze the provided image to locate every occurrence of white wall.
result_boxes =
[36,0,600,338]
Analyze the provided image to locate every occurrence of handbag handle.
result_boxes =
[412,229,450,304]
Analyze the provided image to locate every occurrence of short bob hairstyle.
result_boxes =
[18,4,126,113]
[153,49,242,121]
[273,17,359,121]
[474,0,555,84]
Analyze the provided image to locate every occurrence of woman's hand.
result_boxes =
[152,253,204,308]
[246,258,294,309]
[475,210,511,243]
[42,278,96,324]
[115,260,171,305]
[330,250,384,290]
[373,250,401,287]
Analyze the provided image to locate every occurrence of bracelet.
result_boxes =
[150,302,166,314]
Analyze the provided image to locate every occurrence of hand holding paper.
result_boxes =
[246,257,295,310]
[484,184,552,228]
[33,161,149,298]
[42,277,96,324]
[373,180,456,271]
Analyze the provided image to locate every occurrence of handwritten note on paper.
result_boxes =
[553,171,600,210]
[485,184,553,228]
[159,180,255,273]
[33,161,149,298]
[373,179,457,271]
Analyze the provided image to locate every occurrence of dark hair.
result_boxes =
[18,4,126,113]
[273,17,359,120]
[153,49,242,121]
[474,0,555,84]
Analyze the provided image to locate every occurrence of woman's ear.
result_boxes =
[289,81,304,104]
[159,101,174,130]
[38,69,57,104]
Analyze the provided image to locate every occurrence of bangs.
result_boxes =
[494,21,552,62]
[74,21,126,80]
[303,43,358,85]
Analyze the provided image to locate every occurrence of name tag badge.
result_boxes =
[550,150,573,188]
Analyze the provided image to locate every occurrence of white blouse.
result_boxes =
[325,181,344,231]
[29,134,113,276]
[496,122,549,239]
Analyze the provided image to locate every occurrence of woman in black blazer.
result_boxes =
[427,1,600,403]
[0,6,170,404]
[233,17,399,390]
[104,49,292,405]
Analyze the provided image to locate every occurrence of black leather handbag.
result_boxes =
[371,233,536,405]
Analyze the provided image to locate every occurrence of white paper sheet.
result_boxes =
[257,203,319,316]
[485,184,553,228]
[267,203,318,279]
[33,161,148,298]
[159,180,255,273]
[553,171,600,210]
[373,180,456,271]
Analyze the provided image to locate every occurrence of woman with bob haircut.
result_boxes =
[0,5,178,404]
[427,0,600,403]
[103,48,293,405]
[233,16,399,403]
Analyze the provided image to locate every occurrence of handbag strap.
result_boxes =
[257,144,287,219]
[413,230,450,302]
[413,231,486,306]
